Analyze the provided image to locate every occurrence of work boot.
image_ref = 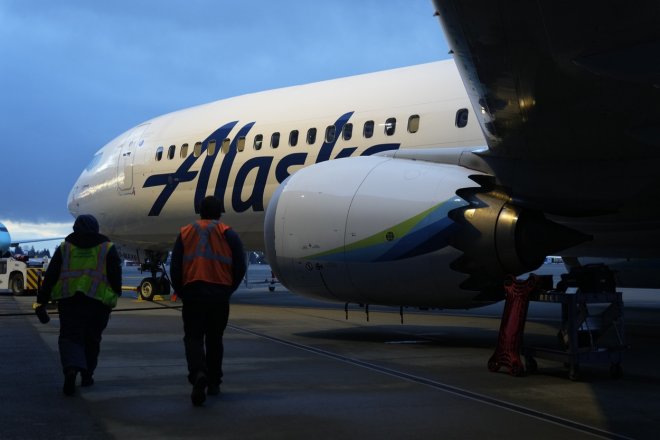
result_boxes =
[81,372,94,387]
[63,368,77,396]
[207,384,220,396]
[191,372,208,406]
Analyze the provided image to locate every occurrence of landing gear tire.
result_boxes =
[139,277,156,301]
[138,277,171,301]
[9,273,25,295]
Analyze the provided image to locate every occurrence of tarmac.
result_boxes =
[1,263,659,439]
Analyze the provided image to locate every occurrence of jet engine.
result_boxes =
[264,156,587,309]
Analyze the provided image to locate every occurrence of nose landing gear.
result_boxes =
[138,253,171,301]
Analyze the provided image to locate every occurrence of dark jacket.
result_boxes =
[170,225,246,302]
[38,231,122,305]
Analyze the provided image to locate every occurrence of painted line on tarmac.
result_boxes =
[229,323,632,440]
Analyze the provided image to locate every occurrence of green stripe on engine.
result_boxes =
[309,201,444,259]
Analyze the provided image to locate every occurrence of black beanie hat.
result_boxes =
[199,196,222,220]
[73,214,99,234]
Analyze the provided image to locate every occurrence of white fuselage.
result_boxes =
[68,60,484,259]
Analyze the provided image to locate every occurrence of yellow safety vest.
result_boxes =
[52,241,118,308]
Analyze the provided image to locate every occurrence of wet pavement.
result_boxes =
[1,264,658,439]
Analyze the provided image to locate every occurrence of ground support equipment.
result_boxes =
[522,289,626,380]
[488,275,541,376]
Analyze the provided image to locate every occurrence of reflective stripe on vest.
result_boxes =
[52,242,118,308]
[181,220,233,286]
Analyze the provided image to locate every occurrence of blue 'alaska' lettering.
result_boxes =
[334,147,358,159]
[145,121,237,216]
[315,112,353,163]
[212,122,255,212]
[144,111,401,216]
[194,122,240,213]
[232,157,274,212]
[361,143,400,156]
[275,152,307,183]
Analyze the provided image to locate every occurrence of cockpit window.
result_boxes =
[85,153,103,172]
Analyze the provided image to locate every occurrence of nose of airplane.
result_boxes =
[67,184,80,217]
[0,222,11,255]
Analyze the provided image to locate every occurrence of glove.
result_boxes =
[33,303,50,324]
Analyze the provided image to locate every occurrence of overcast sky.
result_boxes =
[0,0,450,249]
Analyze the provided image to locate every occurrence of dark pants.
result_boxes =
[182,300,230,387]
[57,293,111,375]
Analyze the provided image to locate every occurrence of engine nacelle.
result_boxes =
[265,156,486,308]
[264,156,588,309]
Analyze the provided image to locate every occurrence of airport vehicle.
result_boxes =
[0,256,44,295]
[0,221,62,295]
[67,1,660,308]
[0,222,12,257]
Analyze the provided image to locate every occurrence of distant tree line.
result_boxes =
[13,245,52,258]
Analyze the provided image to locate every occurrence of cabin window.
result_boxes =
[289,130,299,147]
[167,145,176,160]
[325,125,336,143]
[254,134,263,150]
[407,115,420,133]
[221,138,231,154]
[363,120,374,138]
[155,146,164,161]
[193,142,202,157]
[306,128,317,145]
[385,118,396,136]
[207,139,217,156]
[237,136,246,152]
[342,123,353,141]
[180,143,188,158]
[271,132,280,148]
[455,108,469,128]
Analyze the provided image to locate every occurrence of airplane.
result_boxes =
[0,221,64,258]
[67,0,660,306]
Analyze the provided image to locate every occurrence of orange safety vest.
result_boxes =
[181,220,233,286]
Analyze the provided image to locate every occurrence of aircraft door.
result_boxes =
[117,123,149,193]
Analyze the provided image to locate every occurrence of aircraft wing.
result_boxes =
[0,222,65,256]
[10,237,64,247]
[432,0,660,217]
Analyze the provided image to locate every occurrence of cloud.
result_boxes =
[1,0,450,224]
[1,219,71,254]
[1,219,71,239]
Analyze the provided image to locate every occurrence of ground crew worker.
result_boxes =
[36,214,122,396]
[170,195,246,406]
